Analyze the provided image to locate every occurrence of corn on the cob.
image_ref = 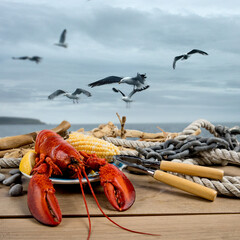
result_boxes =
[67,132,120,161]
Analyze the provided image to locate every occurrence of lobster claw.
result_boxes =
[27,174,62,226]
[99,164,135,211]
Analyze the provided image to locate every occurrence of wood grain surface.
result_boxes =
[0,166,239,239]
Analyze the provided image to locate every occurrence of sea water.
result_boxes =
[0,122,239,138]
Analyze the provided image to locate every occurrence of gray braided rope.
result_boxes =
[0,158,21,168]
[175,119,219,141]
[103,136,159,148]
[199,149,240,166]
[177,174,240,197]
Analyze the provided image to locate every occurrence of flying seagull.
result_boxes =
[54,29,68,48]
[12,56,42,64]
[112,86,149,108]
[88,73,149,90]
[48,88,91,103]
[173,49,208,69]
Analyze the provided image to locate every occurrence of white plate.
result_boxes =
[21,162,124,184]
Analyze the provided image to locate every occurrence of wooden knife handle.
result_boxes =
[153,170,217,201]
[160,161,224,180]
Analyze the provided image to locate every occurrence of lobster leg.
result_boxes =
[28,164,62,226]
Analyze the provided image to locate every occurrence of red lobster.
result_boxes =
[27,130,156,239]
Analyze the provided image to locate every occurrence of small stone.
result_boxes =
[9,169,21,175]
[9,184,23,196]
[3,173,21,186]
[0,173,6,182]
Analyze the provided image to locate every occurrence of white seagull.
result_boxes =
[88,73,149,90]
[48,88,91,103]
[173,49,208,69]
[54,29,68,48]
[12,56,42,64]
[112,86,149,108]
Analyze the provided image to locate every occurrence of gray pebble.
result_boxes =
[9,169,21,175]
[3,173,21,186]
[9,184,23,196]
[0,173,6,182]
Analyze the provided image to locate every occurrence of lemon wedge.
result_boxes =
[19,150,36,175]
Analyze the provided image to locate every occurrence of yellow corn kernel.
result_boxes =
[67,132,120,161]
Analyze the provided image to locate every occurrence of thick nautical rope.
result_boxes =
[103,136,159,149]
[0,158,21,168]
[174,119,219,140]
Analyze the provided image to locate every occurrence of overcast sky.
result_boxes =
[0,0,240,124]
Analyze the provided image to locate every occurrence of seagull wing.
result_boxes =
[112,87,125,97]
[128,89,138,98]
[72,88,92,97]
[187,49,208,55]
[12,56,29,60]
[30,56,42,63]
[88,76,122,88]
[136,73,147,84]
[59,29,67,44]
[173,55,184,69]
[128,85,149,98]
[48,89,66,99]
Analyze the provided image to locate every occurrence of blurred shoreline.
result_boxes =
[0,122,239,138]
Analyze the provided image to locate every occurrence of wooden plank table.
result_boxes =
[0,166,240,240]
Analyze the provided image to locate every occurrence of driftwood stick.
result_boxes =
[0,143,35,157]
[116,113,126,139]
[0,149,17,158]
[50,120,71,136]
[0,146,34,158]
[120,130,173,139]
[0,120,71,151]
[0,132,37,151]
[89,122,201,140]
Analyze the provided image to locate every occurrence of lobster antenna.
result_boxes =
[77,171,92,240]
[82,170,160,237]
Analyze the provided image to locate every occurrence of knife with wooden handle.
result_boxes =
[115,155,219,201]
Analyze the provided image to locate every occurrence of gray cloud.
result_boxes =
[0,0,239,123]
